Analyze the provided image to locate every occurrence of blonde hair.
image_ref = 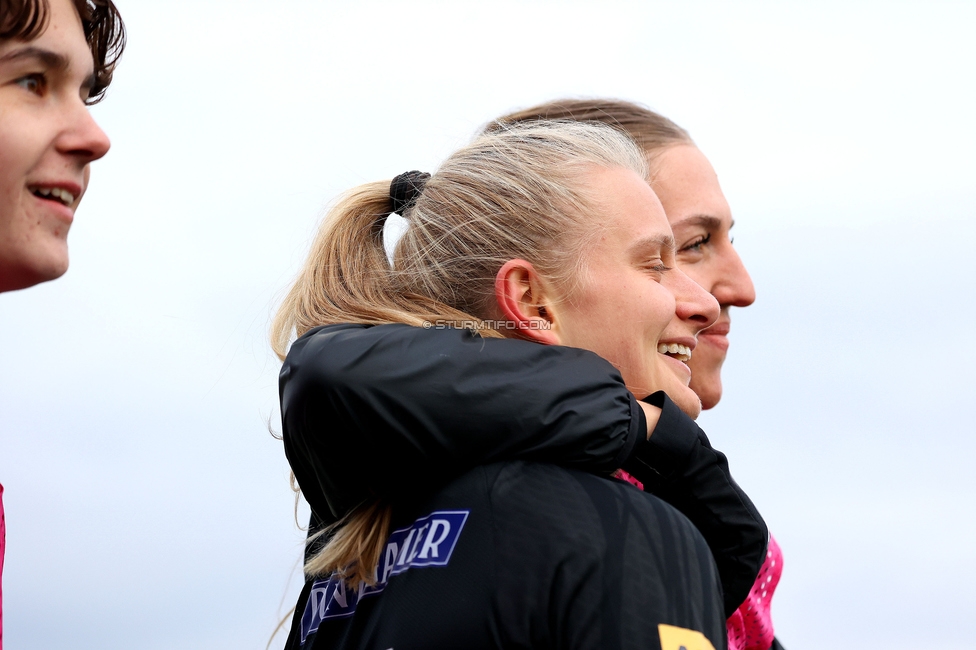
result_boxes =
[271,121,647,587]
[488,98,693,169]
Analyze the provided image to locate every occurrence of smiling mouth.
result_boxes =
[657,343,692,362]
[30,186,76,207]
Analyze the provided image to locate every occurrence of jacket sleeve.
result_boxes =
[281,323,768,617]
[280,323,643,524]
[620,391,769,618]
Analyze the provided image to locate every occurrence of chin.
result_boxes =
[688,355,723,410]
[37,255,70,284]
[690,375,722,411]
[671,388,703,420]
[18,252,69,291]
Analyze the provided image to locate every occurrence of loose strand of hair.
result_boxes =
[304,500,393,589]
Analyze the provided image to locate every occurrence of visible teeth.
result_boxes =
[32,187,75,205]
[657,343,692,361]
[52,188,75,205]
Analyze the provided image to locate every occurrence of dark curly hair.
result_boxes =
[0,0,125,104]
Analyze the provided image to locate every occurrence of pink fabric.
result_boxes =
[613,469,644,491]
[726,534,782,650]
[1,482,5,650]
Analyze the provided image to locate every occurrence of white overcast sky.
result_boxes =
[1,1,974,648]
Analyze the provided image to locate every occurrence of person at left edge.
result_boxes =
[0,0,125,646]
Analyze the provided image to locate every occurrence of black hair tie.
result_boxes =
[390,171,431,215]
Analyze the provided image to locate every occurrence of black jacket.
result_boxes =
[280,323,767,618]
[284,461,728,650]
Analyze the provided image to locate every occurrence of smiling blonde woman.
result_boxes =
[490,99,779,650]
[273,121,767,649]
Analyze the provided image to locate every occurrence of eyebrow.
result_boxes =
[0,45,70,70]
[0,45,96,90]
[670,214,736,231]
[629,234,676,258]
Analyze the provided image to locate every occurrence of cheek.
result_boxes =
[0,121,37,243]
[0,170,24,237]
[0,138,38,211]
[0,110,51,174]
[677,262,719,295]
[556,295,631,364]
[644,283,679,332]
[0,142,21,197]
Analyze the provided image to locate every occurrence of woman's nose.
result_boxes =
[672,268,720,331]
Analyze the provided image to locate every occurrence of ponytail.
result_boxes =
[270,184,494,587]
[273,121,648,589]
[270,182,488,362]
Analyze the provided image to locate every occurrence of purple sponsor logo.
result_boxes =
[299,510,469,644]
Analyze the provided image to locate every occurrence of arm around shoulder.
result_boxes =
[279,323,644,519]
[622,391,769,617]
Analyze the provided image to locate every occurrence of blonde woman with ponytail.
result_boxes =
[275,121,766,650]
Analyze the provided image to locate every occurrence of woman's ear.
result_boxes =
[494,259,560,344]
